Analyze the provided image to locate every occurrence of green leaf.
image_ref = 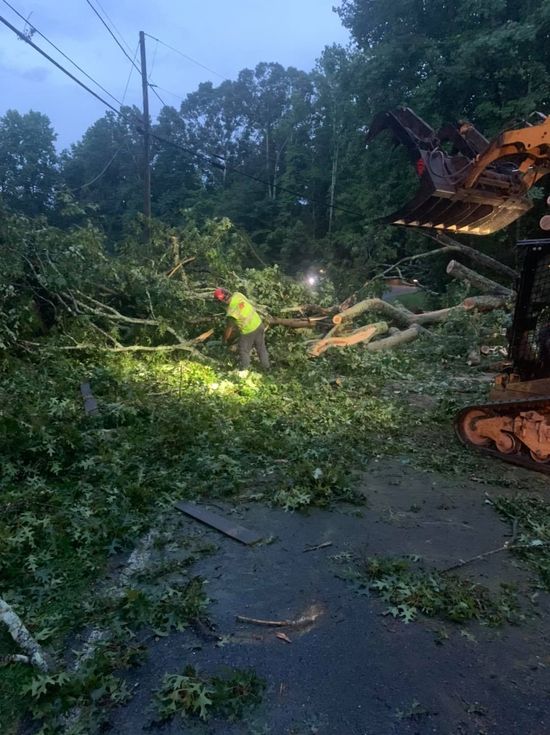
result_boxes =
[196,689,213,720]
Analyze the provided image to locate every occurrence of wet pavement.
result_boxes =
[108,460,550,735]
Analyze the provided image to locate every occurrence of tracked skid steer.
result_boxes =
[366,107,550,472]
[456,239,550,472]
[365,107,550,235]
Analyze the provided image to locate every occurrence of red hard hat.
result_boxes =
[214,287,228,301]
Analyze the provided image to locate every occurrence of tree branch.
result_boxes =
[71,291,187,344]
[0,597,50,672]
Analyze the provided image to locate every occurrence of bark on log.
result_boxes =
[333,298,412,328]
[268,316,329,329]
[309,321,388,357]
[279,304,335,317]
[0,598,50,671]
[462,295,510,311]
[412,295,510,325]
[332,293,509,331]
[446,260,513,297]
[424,232,518,281]
[365,324,423,352]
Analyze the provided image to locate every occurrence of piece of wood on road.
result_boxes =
[175,502,264,545]
[80,382,99,416]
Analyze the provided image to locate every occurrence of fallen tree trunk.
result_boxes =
[446,260,513,297]
[309,321,388,357]
[332,292,510,332]
[413,295,510,325]
[462,294,510,311]
[333,298,412,328]
[424,232,518,281]
[364,324,423,352]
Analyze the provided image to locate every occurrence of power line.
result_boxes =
[85,0,140,75]
[0,0,123,106]
[0,12,366,220]
[69,147,121,190]
[84,1,169,111]
[148,83,185,104]
[148,37,158,80]
[149,85,169,109]
[121,43,139,105]
[94,0,134,55]
[0,11,121,113]
[144,32,226,80]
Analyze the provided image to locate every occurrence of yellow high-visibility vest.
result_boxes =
[227,292,262,334]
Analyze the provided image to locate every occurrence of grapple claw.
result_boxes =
[366,107,550,235]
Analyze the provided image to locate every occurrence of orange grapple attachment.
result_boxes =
[365,107,550,235]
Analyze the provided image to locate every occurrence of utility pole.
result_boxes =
[139,30,151,247]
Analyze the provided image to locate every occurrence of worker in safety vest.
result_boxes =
[214,288,270,370]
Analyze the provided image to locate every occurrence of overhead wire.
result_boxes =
[85,0,140,74]
[147,84,185,104]
[68,148,121,190]
[144,32,226,80]
[93,0,134,55]
[121,43,139,105]
[148,37,158,80]
[0,0,123,106]
[0,12,121,113]
[84,0,170,111]
[0,10,367,221]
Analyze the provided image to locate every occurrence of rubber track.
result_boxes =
[455,396,550,476]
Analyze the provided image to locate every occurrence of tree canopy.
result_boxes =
[2,0,550,286]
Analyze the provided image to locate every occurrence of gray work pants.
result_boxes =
[239,324,270,370]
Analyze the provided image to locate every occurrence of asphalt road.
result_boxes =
[108,459,550,735]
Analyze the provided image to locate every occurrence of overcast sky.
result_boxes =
[0,0,350,150]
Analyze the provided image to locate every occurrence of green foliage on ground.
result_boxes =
[0,194,547,734]
[154,666,265,722]
[348,556,519,626]
[24,638,142,734]
[493,496,550,592]
[3,2,550,726]
[1,273,543,731]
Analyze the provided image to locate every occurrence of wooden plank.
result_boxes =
[175,502,263,545]
[80,382,99,416]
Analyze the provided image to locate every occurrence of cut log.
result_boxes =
[333,299,412,328]
[424,232,518,281]
[462,295,510,312]
[412,295,510,325]
[365,324,422,352]
[331,292,509,333]
[309,321,388,357]
[446,260,513,297]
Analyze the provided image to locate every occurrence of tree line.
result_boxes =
[1,0,550,291]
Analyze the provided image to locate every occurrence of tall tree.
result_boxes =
[336,0,550,130]
[0,110,58,216]
[151,105,202,221]
[60,108,144,242]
